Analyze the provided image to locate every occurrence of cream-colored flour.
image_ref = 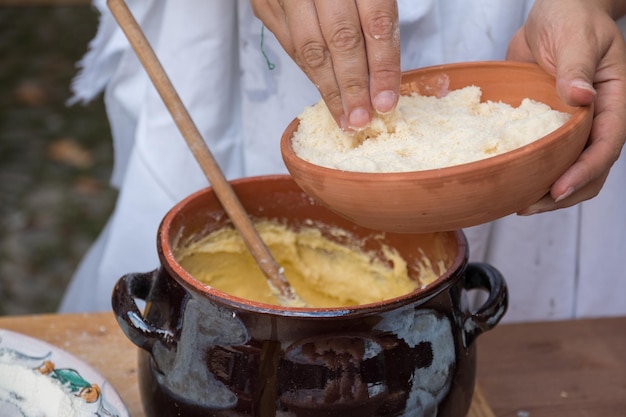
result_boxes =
[292,86,570,172]
[0,357,82,417]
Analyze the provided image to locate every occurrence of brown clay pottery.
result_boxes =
[112,175,508,417]
[281,61,593,233]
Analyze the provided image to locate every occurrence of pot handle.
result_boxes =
[111,270,175,351]
[460,262,508,347]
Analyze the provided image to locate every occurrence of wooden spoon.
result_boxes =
[107,0,302,305]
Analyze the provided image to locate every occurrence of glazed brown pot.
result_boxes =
[112,175,508,417]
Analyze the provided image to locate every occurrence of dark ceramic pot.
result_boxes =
[112,175,508,417]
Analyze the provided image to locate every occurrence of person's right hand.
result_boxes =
[251,0,402,132]
[507,0,626,214]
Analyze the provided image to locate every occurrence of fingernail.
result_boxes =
[554,186,575,203]
[570,79,596,94]
[517,196,553,216]
[519,188,574,216]
[518,208,540,216]
[349,107,371,130]
[518,202,551,216]
[373,90,398,114]
[339,115,351,132]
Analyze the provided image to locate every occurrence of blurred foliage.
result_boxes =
[0,5,117,315]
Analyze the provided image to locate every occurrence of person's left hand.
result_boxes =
[507,0,626,215]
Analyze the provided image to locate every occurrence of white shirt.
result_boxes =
[61,0,626,322]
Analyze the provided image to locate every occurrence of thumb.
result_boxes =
[506,27,595,106]
[553,40,597,107]
[506,27,535,63]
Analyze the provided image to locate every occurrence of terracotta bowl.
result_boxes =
[281,61,593,233]
[111,175,508,417]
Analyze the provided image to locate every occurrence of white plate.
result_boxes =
[0,328,130,417]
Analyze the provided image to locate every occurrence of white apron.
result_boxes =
[62,0,626,322]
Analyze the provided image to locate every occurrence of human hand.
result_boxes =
[250,0,401,131]
[507,0,626,214]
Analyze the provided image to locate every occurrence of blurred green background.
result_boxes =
[0,3,117,315]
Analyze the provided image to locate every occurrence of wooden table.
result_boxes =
[1,313,624,417]
[476,316,626,417]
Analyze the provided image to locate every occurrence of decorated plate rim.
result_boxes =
[0,327,130,417]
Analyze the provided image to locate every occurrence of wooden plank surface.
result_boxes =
[0,312,496,417]
[477,316,626,417]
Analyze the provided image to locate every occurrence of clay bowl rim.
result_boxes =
[280,60,592,187]
[157,175,469,318]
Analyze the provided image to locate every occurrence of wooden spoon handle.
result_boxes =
[107,0,298,302]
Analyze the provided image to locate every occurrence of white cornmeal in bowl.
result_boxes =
[291,86,571,173]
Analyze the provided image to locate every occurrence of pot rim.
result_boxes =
[157,175,469,318]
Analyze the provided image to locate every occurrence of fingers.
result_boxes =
[357,0,401,115]
[520,79,626,215]
[314,0,401,129]
[518,132,616,215]
[519,81,626,215]
[310,0,370,129]
[517,172,607,215]
[256,0,401,131]
[552,24,626,202]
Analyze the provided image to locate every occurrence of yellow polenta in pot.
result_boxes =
[175,220,439,307]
